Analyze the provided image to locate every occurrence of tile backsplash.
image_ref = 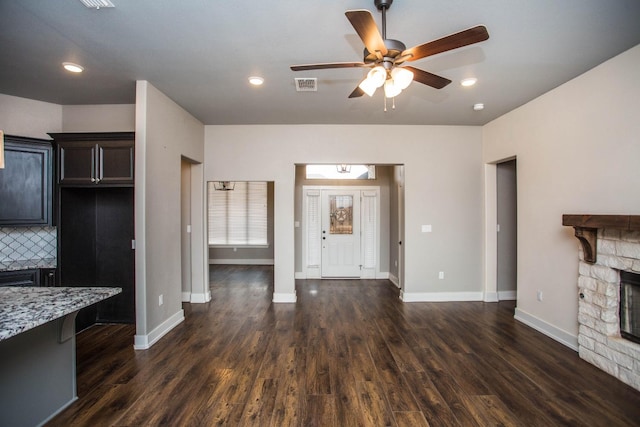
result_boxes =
[0,226,57,270]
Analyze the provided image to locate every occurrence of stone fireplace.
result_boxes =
[563,215,640,391]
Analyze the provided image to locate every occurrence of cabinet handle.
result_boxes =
[91,178,96,182]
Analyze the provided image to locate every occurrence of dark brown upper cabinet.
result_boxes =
[0,135,52,226]
[49,132,134,186]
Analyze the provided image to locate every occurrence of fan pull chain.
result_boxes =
[392,97,396,110]
[384,96,387,112]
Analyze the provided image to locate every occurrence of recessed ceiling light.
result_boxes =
[473,103,485,111]
[248,76,264,86]
[63,62,84,73]
[461,78,477,87]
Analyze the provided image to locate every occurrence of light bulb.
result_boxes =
[391,67,413,90]
[358,78,378,97]
[367,66,387,88]
[62,62,84,73]
[384,79,402,98]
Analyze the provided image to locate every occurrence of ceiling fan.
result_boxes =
[290,0,489,101]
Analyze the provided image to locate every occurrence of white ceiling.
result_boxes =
[1,0,639,126]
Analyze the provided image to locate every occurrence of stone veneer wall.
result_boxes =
[577,229,640,391]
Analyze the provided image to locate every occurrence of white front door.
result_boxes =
[321,190,361,277]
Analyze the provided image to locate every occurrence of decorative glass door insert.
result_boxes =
[329,195,353,235]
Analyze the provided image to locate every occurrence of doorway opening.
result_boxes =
[295,164,405,288]
[497,159,517,301]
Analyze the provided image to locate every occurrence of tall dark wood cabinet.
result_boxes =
[50,132,135,332]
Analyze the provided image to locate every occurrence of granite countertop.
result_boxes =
[0,287,121,341]
[0,258,57,271]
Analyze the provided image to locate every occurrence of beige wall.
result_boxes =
[135,81,205,346]
[0,94,62,138]
[483,44,640,343]
[205,125,483,301]
[62,104,135,132]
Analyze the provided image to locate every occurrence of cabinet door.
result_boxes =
[97,140,134,185]
[0,137,52,226]
[58,142,96,185]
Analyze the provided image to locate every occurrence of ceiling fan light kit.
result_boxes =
[290,0,489,108]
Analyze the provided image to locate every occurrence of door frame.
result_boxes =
[302,185,381,279]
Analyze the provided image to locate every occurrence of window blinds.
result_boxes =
[208,181,267,245]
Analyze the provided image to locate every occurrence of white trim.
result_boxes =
[209,258,274,265]
[182,291,191,302]
[400,291,484,302]
[302,185,381,280]
[295,271,306,279]
[133,309,184,350]
[484,291,499,302]
[190,292,211,303]
[273,292,297,303]
[498,290,517,300]
[514,307,578,351]
[376,271,389,280]
[484,163,498,303]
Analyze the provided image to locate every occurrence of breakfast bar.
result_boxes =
[0,286,121,427]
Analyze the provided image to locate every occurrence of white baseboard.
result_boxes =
[190,292,211,303]
[498,290,517,300]
[514,307,578,351]
[484,291,499,302]
[295,271,389,280]
[182,291,191,302]
[401,291,484,302]
[134,309,184,350]
[273,292,297,303]
[209,259,274,265]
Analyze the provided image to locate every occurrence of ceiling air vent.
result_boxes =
[79,0,115,8]
[295,78,317,92]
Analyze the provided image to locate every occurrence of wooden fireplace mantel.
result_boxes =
[562,215,640,264]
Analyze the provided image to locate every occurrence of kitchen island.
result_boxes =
[0,286,121,427]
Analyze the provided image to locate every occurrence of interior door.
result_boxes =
[321,190,361,277]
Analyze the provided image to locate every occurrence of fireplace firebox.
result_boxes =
[620,271,640,345]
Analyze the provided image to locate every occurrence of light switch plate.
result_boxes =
[421,224,432,233]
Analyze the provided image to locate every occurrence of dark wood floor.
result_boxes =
[49,265,640,426]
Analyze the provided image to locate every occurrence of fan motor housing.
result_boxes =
[363,39,406,64]
[374,0,393,10]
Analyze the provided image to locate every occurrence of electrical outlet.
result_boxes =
[394,260,398,267]
[537,290,543,301]
[159,294,163,306]
[439,271,445,279]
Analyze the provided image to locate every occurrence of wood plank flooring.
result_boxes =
[48,265,640,426]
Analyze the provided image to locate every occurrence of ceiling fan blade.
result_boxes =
[290,62,369,71]
[348,84,365,98]
[403,66,451,89]
[403,25,489,62]
[345,10,388,57]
